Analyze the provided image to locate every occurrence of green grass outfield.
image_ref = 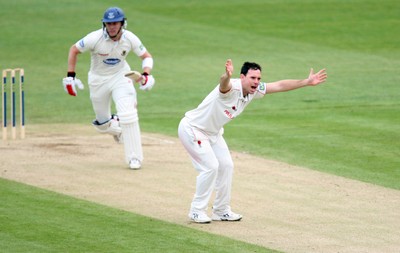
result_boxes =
[1,0,399,252]
[0,178,277,253]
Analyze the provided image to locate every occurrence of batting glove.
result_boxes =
[62,72,84,96]
[139,73,155,91]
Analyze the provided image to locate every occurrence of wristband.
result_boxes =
[67,72,76,78]
[141,57,153,69]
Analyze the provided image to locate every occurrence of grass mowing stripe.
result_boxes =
[0,178,279,253]
[141,0,400,58]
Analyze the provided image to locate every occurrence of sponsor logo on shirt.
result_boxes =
[79,39,85,48]
[103,58,121,65]
[224,110,234,119]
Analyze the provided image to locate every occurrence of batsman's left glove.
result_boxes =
[139,72,155,91]
[62,72,84,96]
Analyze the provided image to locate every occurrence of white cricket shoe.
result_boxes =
[211,210,242,221]
[188,211,211,223]
[129,159,141,170]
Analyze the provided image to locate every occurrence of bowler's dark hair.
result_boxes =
[240,62,262,75]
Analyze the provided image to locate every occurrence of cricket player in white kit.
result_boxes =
[179,59,327,223]
[62,7,155,170]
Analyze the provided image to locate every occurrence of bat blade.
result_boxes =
[124,71,142,83]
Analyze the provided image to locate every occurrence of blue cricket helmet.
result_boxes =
[102,7,125,23]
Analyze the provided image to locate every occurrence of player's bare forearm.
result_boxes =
[267,79,307,93]
[220,72,230,86]
[219,59,233,93]
[266,68,327,93]
[67,45,81,72]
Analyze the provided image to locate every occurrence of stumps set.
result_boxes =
[2,68,25,140]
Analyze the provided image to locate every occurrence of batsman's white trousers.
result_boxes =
[178,117,234,214]
[88,72,136,123]
[88,72,143,163]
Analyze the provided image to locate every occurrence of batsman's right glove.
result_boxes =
[139,72,155,91]
[62,72,84,96]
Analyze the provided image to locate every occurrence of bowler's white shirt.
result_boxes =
[185,79,267,136]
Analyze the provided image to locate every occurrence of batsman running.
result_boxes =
[178,59,327,223]
[62,7,155,169]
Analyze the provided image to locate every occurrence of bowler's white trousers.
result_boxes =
[178,117,234,214]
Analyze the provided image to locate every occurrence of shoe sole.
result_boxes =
[189,214,212,224]
[212,216,242,221]
[129,161,141,170]
[190,219,211,224]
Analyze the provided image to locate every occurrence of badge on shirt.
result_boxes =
[259,82,266,91]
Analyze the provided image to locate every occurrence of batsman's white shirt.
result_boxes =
[75,29,147,84]
[185,79,267,138]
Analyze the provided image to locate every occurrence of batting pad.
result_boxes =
[121,121,143,163]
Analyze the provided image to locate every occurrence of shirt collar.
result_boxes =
[240,85,249,101]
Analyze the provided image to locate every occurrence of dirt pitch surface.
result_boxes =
[1,124,399,253]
